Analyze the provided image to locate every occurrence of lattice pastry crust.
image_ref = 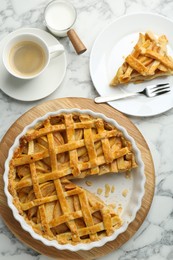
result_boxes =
[8,112,137,245]
[110,31,173,86]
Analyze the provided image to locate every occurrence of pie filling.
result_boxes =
[8,112,137,245]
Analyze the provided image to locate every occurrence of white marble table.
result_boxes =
[0,0,173,259]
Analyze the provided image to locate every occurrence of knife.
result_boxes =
[94,92,138,103]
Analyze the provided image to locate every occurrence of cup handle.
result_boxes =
[67,29,87,55]
[49,44,64,58]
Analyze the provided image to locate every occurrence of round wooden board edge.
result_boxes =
[0,97,155,260]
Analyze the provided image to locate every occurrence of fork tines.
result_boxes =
[156,83,170,87]
[151,83,170,92]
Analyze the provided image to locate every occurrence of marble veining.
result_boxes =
[0,0,173,259]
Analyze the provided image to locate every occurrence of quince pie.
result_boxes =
[110,31,173,86]
[8,112,137,245]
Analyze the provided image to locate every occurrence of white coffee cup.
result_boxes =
[3,33,64,79]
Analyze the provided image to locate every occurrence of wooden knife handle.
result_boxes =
[67,29,87,55]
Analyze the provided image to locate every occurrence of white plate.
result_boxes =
[3,108,145,251]
[90,13,173,117]
[0,28,67,101]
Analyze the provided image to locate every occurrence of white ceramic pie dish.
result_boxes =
[3,108,145,251]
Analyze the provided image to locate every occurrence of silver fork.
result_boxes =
[95,83,171,103]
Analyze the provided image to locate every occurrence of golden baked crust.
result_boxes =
[8,112,137,245]
[110,31,173,86]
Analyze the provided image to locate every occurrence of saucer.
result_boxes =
[0,28,67,101]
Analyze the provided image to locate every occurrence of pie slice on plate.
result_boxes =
[110,31,173,86]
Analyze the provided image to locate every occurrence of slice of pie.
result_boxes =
[110,31,173,86]
[8,112,137,244]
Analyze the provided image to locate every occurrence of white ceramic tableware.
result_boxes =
[44,0,77,37]
[90,13,173,117]
[44,0,86,54]
[3,32,64,79]
[3,108,145,251]
[0,28,67,101]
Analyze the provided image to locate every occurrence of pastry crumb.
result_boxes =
[109,203,116,209]
[105,184,111,197]
[85,181,93,186]
[111,185,115,193]
[122,189,128,197]
[125,172,131,179]
[117,206,123,215]
[97,188,103,195]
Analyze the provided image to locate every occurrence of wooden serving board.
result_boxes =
[0,98,155,260]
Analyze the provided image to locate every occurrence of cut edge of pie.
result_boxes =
[8,111,138,245]
[110,31,173,86]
